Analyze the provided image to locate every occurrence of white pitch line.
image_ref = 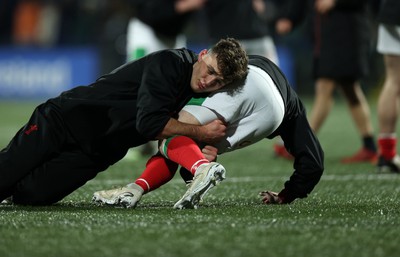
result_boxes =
[87,173,400,186]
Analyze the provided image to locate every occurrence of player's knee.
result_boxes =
[339,83,360,106]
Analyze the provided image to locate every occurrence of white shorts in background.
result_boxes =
[126,18,186,61]
[377,24,400,55]
[240,36,279,66]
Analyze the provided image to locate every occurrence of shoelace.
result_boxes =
[185,180,193,188]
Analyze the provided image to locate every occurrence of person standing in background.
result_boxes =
[204,0,280,65]
[204,0,291,158]
[376,0,400,172]
[275,0,377,164]
[126,0,205,61]
[12,0,60,47]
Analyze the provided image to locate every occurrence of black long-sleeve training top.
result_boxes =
[49,49,197,160]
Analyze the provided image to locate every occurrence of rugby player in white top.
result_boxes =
[93,55,324,209]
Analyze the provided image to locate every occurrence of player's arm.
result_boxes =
[156,118,226,144]
[262,112,324,204]
[136,51,220,141]
[158,109,220,161]
[178,109,219,161]
[176,109,203,125]
[157,104,226,144]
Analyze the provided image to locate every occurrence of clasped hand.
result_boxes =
[198,119,226,144]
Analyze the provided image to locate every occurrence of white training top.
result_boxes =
[183,65,285,153]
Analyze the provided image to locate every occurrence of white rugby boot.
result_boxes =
[174,162,226,209]
[93,183,144,208]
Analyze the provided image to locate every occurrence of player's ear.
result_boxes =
[198,49,208,61]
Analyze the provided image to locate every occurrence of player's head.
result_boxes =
[191,38,248,93]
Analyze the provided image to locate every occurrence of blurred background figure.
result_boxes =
[126,0,205,61]
[125,0,206,157]
[203,0,280,65]
[12,0,43,46]
[12,0,60,47]
[274,0,377,164]
[376,0,400,172]
[202,0,288,158]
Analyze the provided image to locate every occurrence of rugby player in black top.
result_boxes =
[93,55,325,208]
[0,38,248,205]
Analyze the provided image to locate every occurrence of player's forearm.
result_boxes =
[156,118,226,144]
[283,151,324,201]
[156,118,202,140]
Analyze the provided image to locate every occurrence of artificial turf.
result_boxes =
[0,99,399,257]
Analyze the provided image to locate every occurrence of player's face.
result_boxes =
[191,50,226,93]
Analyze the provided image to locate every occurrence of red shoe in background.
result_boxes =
[273,144,293,160]
[341,148,378,164]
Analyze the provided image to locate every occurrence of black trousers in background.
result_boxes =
[0,103,109,205]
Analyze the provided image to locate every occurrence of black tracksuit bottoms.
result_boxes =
[0,103,110,205]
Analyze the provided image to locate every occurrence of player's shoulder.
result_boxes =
[248,55,275,68]
[148,48,197,64]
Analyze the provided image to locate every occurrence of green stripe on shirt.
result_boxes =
[186,96,207,106]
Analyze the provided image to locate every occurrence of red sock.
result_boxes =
[378,135,397,160]
[135,155,178,193]
[162,136,209,175]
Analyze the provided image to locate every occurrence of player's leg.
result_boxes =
[160,136,210,174]
[160,136,225,209]
[12,149,109,205]
[93,154,179,208]
[309,78,335,133]
[378,55,400,134]
[93,138,220,209]
[377,54,400,172]
[0,103,68,202]
[339,81,377,163]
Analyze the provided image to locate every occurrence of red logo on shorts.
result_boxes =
[24,124,38,135]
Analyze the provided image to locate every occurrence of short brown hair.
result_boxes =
[210,38,249,85]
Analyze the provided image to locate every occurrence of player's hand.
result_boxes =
[259,191,282,204]
[202,145,218,161]
[252,0,266,15]
[315,0,335,14]
[175,0,207,13]
[199,119,226,144]
[275,19,293,35]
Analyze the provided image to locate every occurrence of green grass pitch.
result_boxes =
[0,98,399,257]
